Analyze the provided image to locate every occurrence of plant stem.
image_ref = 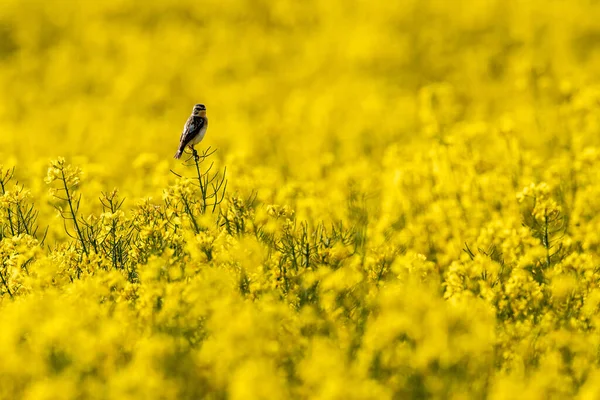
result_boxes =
[0,179,16,236]
[193,153,208,214]
[0,261,13,298]
[544,210,550,268]
[61,169,88,255]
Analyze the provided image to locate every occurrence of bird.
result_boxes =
[174,103,208,159]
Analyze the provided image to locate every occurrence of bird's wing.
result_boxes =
[178,116,205,148]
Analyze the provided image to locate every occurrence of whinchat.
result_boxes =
[174,103,208,159]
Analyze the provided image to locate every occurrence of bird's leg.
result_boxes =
[192,147,199,162]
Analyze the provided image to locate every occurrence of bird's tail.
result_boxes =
[174,149,183,159]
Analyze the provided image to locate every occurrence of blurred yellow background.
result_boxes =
[2,0,599,196]
[3,0,600,398]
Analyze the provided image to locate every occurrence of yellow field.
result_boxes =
[2,0,600,398]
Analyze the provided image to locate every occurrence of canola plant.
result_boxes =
[2,0,600,398]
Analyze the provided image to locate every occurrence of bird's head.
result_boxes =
[192,104,207,116]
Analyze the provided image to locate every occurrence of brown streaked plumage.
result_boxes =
[174,104,208,159]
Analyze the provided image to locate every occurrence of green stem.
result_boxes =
[61,169,88,255]
[0,180,15,236]
[193,153,208,214]
[0,261,13,298]
[16,204,30,235]
[544,210,551,268]
[181,195,200,234]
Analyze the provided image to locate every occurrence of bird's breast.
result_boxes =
[191,121,207,145]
